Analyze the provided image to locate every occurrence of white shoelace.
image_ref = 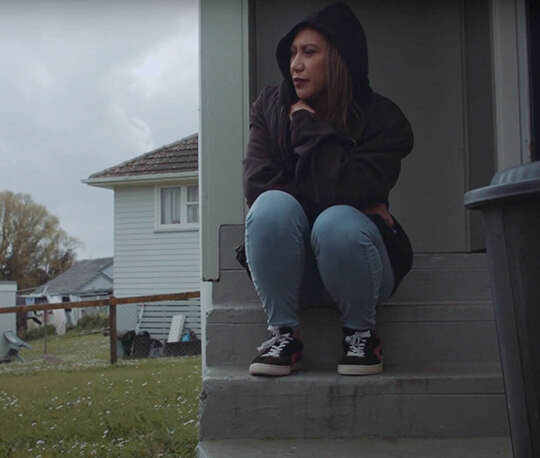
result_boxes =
[345,331,371,357]
[257,332,293,358]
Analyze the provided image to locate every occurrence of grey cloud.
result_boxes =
[0,0,198,260]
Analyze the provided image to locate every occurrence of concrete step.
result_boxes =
[217,234,493,305]
[205,303,500,368]
[207,252,498,367]
[387,253,491,304]
[199,364,509,440]
[197,437,512,458]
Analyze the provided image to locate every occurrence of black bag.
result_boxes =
[367,214,413,293]
[132,331,153,358]
[235,243,252,279]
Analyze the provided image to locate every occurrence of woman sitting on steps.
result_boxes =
[241,2,414,377]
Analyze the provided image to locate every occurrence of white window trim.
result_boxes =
[154,183,199,232]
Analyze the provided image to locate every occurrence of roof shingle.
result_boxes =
[89,133,198,179]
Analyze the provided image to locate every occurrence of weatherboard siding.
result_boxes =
[113,185,201,332]
[114,185,200,297]
[0,282,17,357]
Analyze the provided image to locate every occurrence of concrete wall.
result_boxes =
[0,282,17,357]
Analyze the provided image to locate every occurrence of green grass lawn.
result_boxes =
[0,331,201,457]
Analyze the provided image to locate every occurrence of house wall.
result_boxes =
[102,264,113,280]
[81,274,113,293]
[113,184,200,330]
[0,282,17,357]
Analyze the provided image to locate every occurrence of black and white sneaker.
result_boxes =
[249,327,303,376]
[338,328,383,375]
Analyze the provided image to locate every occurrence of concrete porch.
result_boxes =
[198,437,511,458]
[197,253,511,457]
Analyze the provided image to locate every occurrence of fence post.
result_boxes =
[109,297,118,365]
[43,310,48,355]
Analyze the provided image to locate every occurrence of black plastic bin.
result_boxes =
[464,161,540,458]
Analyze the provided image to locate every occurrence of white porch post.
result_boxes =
[199,0,251,371]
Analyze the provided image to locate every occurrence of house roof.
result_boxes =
[34,257,113,296]
[88,133,198,179]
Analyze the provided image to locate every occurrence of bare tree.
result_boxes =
[0,191,80,290]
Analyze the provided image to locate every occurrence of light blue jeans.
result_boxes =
[245,190,394,330]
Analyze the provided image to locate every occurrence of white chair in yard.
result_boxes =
[167,314,186,344]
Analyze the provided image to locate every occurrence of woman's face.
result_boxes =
[290,28,328,105]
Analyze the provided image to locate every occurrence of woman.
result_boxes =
[242,2,414,377]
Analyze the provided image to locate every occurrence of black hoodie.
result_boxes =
[243,2,414,291]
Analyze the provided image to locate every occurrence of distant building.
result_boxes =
[19,257,113,334]
[33,257,113,301]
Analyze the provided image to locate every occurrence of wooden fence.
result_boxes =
[0,292,200,364]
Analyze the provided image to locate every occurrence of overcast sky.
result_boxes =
[0,0,199,260]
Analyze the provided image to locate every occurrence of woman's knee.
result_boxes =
[311,205,376,251]
[246,190,308,233]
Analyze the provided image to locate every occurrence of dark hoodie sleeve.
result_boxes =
[289,94,413,209]
[243,88,298,207]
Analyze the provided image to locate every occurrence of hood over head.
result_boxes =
[276,2,372,107]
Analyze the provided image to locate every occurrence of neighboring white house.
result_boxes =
[33,257,114,302]
[0,282,17,358]
[24,257,113,334]
[83,134,200,334]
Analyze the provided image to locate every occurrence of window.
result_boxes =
[160,187,181,224]
[157,184,199,230]
[186,185,199,223]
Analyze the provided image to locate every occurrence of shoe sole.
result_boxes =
[337,361,383,376]
[249,361,302,376]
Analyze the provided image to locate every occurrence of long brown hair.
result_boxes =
[325,44,363,136]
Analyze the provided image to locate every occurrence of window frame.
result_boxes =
[154,182,199,232]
